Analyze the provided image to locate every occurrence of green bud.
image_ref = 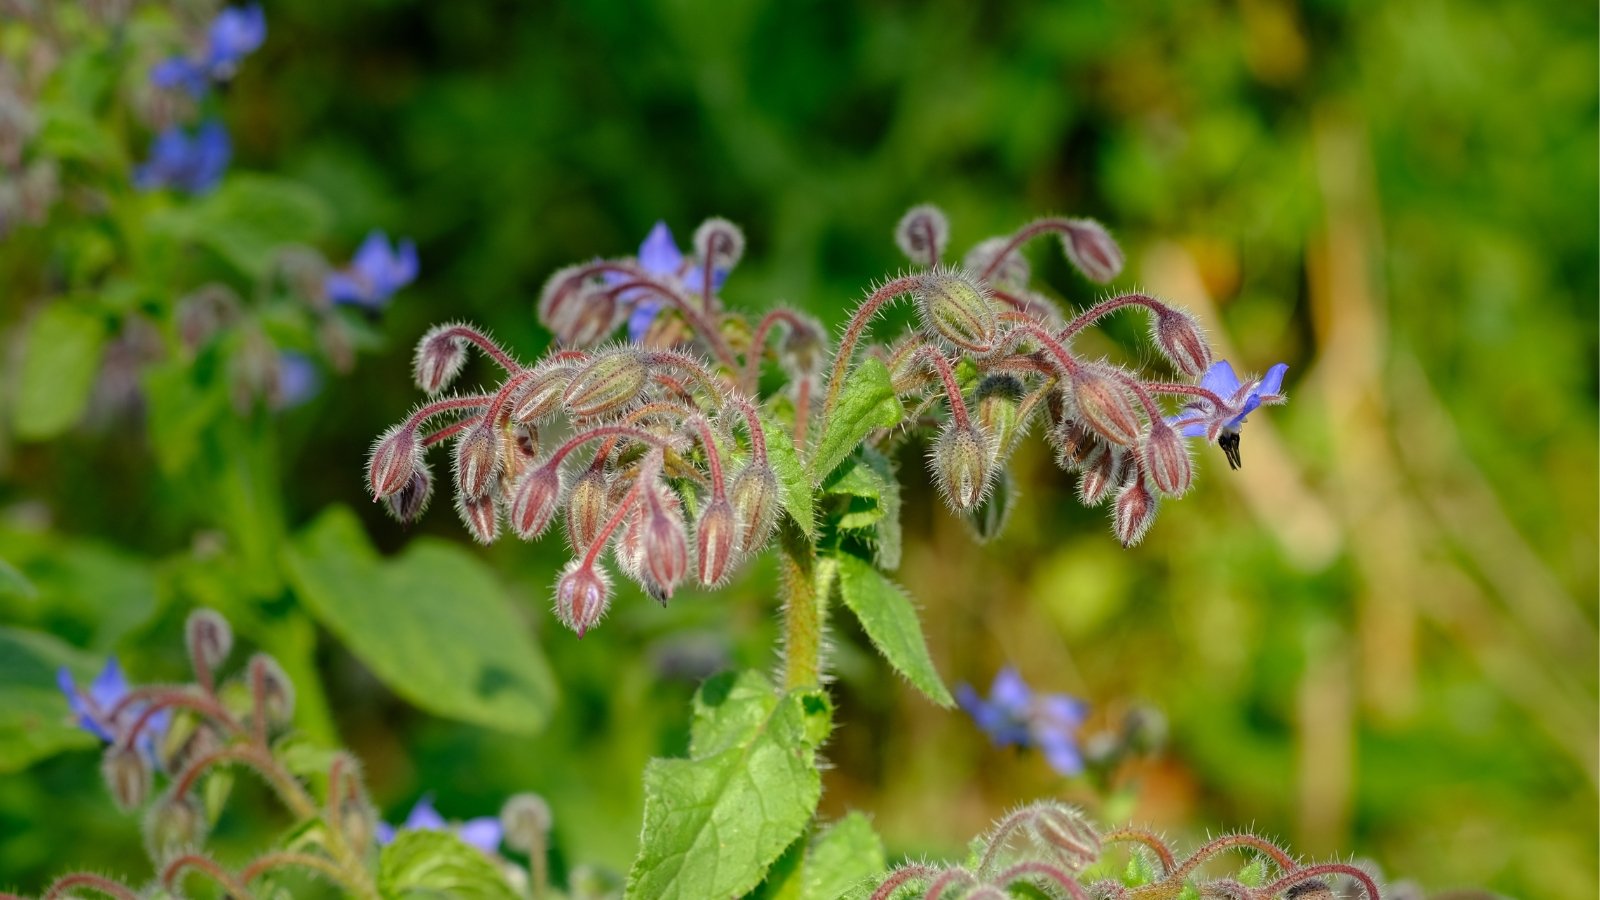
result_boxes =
[563,349,648,419]
[974,375,1026,461]
[929,422,997,511]
[916,269,997,354]
[964,469,1016,543]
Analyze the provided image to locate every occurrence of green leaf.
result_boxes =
[142,358,228,476]
[190,174,333,279]
[285,507,557,734]
[0,627,101,772]
[13,304,105,440]
[377,830,519,900]
[1236,857,1268,888]
[761,413,815,540]
[808,357,903,485]
[627,671,827,899]
[822,449,902,570]
[831,552,953,707]
[0,559,36,602]
[799,813,886,900]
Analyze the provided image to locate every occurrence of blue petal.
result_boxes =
[1038,732,1084,776]
[403,793,447,831]
[352,231,393,281]
[205,4,267,74]
[1165,413,1207,439]
[1257,362,1288,397]
[375,822,396,845]
[637,221,682,275]
[1200,360,1240,398]
[275,352,321,409]
[1224,393,1262,431]
[989,667,1032,715]
[456,818,503,852]
[89,658,129,708]
[151,58,208,97]
[1038,693,1088,728]
[325,272,369,305]
[626,300,661,343]
[391,238,420,289]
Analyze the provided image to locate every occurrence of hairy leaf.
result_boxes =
[808,357,903,485]
[378,829,519,899]
[831,552,953,707]
[762,412,815,539]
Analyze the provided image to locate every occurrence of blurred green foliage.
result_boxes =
[1,0,1594,897]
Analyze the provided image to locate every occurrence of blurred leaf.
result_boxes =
[808,358,903,485]
[142,359,228,476]
[285,507,557,734]
[822,448,902,570]
[762,413,815,540]
[0,627,100,772]
[628,670,826,899]
[189,174,333,279]
[798,813,885,900]
[377,829,518,900]
[34,106,122,169]
[12,304,105,441]
[0,560,36,602]
[830,552,953,707]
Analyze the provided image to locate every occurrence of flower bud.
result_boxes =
[564,468,612,552]
[554,561,611,637]
[453,423,502,500]
[511,464,566,540]
[511,366,573,424]
[894,204,950,266]
[1141,421,1193,497]
[964,236,1031,291]
[974,375,1025,461]
[916,269,997,354]
[456,491,501,544]
[695,498,738,586]
[563,349,648,420]
[159,719,223,778]
[1049,419,1095,471]
[184,608,233,676]
[1152,306,1211,377]
[929,422,997,512]
[1076,443,1125,507]
[1029,804,1101,871]
[1060,218,1123,283]
[102,745,151,811]
[330,753,378,850]
[413,323,471,395]
[1285,880,1335,900]
[1112,468,1159,547]
[964,470,1015,543]
[500,793,554,855]
[384,461,435,524]
[144,790,207,862]
[368,425,422,499]
[728,464,781,553]
[176,284,240,353]
[778,315,827,377]
[615,503,646,580]
[693,217,745,272]
[1070,365,1142,447]
[249,653,295,730]
[553,280,620,348]
[640,482,689,599]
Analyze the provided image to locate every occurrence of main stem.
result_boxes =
[778,528,823,690]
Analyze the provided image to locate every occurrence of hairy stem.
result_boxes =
[42,874,140,900]
[778,526,824,691]
[822,274,923,419]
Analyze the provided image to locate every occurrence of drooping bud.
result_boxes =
[368,425,422,499]
[159,719,223,778]
[916,269,997,354]
[1285,880,1335,900]
[1141,420,1193,497]
[456,491,501,544]
[1152,306,1212,377]
[500,792,554,855]
[453,423,502,500]
[693,217,745,273]
[184,608,233,677]
[413,323,471,395]
[1060,218,1123,283]
[894,204,950,266]
[1028,804,1101,872]
[964,236,1031,291]
[777,313,827,377]
[564,468,612,552]
[639,482,690,600]
[554,561,611,637]
[552,279,620,348]
[1076,443,1125,507]
[929,422,997,511]
[974,375,1026,461]
[695,498,738,586]
[615,501,647,580]
[102,745,151,811]
[144,790,207,862]
[1112,468,1159,547]
[1049,419,1096,471]
[511,463,566,540]
[384,461,435,524]
[175,284,240,353]
[249,653,295,730]
[511,365,573,424]
[563,349,648,420]
[1069,365,1142,447]
[964,470,1015,543]
[329,752,378,850]
[728,464,781,553]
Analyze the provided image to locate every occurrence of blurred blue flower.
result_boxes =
[133,121,230,194]
[956,667,1088,776]
[325,230,419,310]
[150,57,209,97]
[1167,360,1288,468]
[274,351,321,410]
[57,658,170,757]
[151,5,266,96]
[376,793,502,853]
[609,221,729,342]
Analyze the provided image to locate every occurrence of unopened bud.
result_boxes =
[974,375,1025,461]
[778,315,827,376]
[894,204,950,266]
[500,793,553,855]
[1285,880,1335,900]
[695,498,738,586]
[556,280,620,348]
[564,468,612,552]
[511,366,573,424]
[1070,365,1142,447]
[184,608,233,676]
[964,236,1031,291]
[640,483,689,599]
[916,269,997,354]
[1151,305,1211,377]
[413,323,471,395]
[1141,421,1193,497]
[453,424,502,500]
[175,284,240,352]
[102,745,151,811]
[964,470,1015,543]
[563,350,648,419]
[554,561,611,637]
[693,217,745,272]
[1028,804,1101,871]
[929,422,997,512]
[144,790,207,861]
[249,654,295,730]
[511,464,566,540]
[456,491,501,544]
[330,753,378,850]
[1076,443,1125,507]
[1049,419,1095,471]
[368,425,422,499]
[1060,218,1123,283]
[384,461,434,524]
[728,464,780,553]
[1112,469,1159,547]
[159,719,223,778]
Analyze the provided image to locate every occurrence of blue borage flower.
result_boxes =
[57,658,170,760]
[133,120,230,194]
[608,221,729,342]
[151,5,267,97]
[1167,359,1288,469]
[325,230,419,310]
[377,793,502,853]
[274,351,321,410]
[956,667,1088,775]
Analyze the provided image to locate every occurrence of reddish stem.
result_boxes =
[1170,832,1298,881]
[1102,827,1178,875]
[599,278,738,369]
[161,854,254,899]
[547,424,675,470]
[427,324,521,373]
[421,416,476,447]
[975,217,1078,283]
[727,396,769,465]
[793,376,813,449]
[1257,863,1381,900]
[912,346,972,428]
[686,416,729,500]
[743,308,816,393]
[580,474,647,568]
[239,852,349,889]
[43,874,139,900]
[822,274,923,418]
[995,861,1089,899]
[869,865,940,900]
[402,394,493,433]
[1058,292,1165,339]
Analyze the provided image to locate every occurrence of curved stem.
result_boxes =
[645,349,731,402]
[686,416,729,500]
[924,869,978,900]
[727,396,769,465]
[421,416,476,447]
[868,865,939,900]
[743,308,816,393]
[111,689,244,750]
[1141,381,1232,409]
[911,346,972,428]
[975,217,1079,283]
[1169,833,1297,882]
[1256,863,1381,900]
[821,274,922,419]
[43,874,139,900]
[1102,827,1178,875]
[160,855,254,899]
[1058,292,1164,339]
[427,324,522,373]
[998,319,1082,378]
[402,394,493,433]
[602,278,739,370]
[995,861,1089,899]
[239,852,351,890]
[547,424,675,470]
[580,473,646,569]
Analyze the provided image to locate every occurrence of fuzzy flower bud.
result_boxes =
[1049,419,1095,471]
[640,482,690,600]
[964,236,1031,291]
[384,461,434,524]
[511,366,573,424]
[367,424,422,499]
[500,793,554,855]
[1112,468,1159,547]
[249,653,295,730]
[929,422,997,512]
[511,464,566,540]
[728,464,781,552]
[330,753,378,850]
[916,269,997,354]
[456,491,501,544]
[453,423,502,500]
[184,608,233,677]
[1028,804,1101,871]
[563,349,648,419]
[894,203,950,266]
[144,790,206,862]
[413,324,471,395]
[964,470,1015,543]
[693,217,746,272]
[554,280,620,348]
[102,745,151,812]
[554,561,611,637]
[1152,306,1212,377]
[695,498,738,586]
[974,375,1025,461]
[1077,443,1125,507]
[1060,218,1123,283]
[564,468,612,552]
[778,317,827,377]
[1141,420,1193,497]
[1069,365,1142,447]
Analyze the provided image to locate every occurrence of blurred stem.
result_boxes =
[778,525,824,691]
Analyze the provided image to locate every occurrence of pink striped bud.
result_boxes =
[1070,365,1141,447]
[615,503,646,580]
[511,366,572,424]
[1141,420,1193,497]
[1113,468,1159,547]
[456,491,501,544]
[413,324,471,395]
[916,269,997,354]
[554,561,611,637]
[695,498,738,586]
[728,464,781,552]
[102,745,150,811]
[563,349,648,419]
[1060,218,1123,283]
[383,462,434,524]
[929,422,997,511]
[564,468,612,552]
[1076,442,1125,507]
[1028,804,1101,871]
[640,482,689,600]
[894,204,950,266]
[367,425,421,499]
[1152,306,1211,377]
[511,464,566,540]
[453,423,502,500]
[146,790,207,860]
